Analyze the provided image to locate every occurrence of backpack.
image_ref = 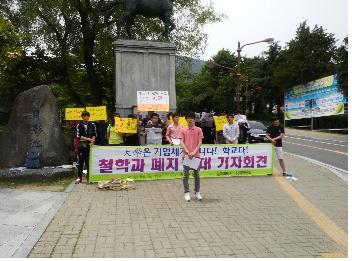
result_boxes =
[25,151,41,169]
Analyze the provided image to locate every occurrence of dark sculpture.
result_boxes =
[102,0,175,40]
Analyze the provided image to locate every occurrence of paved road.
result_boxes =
[284,128,348,172]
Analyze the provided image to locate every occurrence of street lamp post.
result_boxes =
[235,38,274,112]
[208,38,273,113]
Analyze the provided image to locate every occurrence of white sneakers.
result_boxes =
[195,192,202,201]
[184,192,203,201]
[184,192,191,202]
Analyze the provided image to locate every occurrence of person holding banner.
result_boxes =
[124,114,140,146]
[145,113,163,145]
[223,113,240,144]
[107,112,124,146]
[166,112,184,146]
[75,111,97,184]
[180,112,204,202]
[215,112,227,144]
[266,116,288,176]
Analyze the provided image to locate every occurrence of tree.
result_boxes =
[255,42,282,116]
[176,49,265,114]
[0,17,23,65]
[272,22,337,97]
[336,36,348,96]
[0,0,222,113]
[177,21,342,122]
[0,17,24,121]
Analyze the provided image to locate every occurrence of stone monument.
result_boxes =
[0,85,69,168]
[113,39,176,117]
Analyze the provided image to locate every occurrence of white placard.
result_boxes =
[183,156,201,170]
[172,138,181,146]
[146,128,162,145]
[137,91,169,111]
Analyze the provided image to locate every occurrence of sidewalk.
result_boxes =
[0,187,72,257]
[28,154,348,258]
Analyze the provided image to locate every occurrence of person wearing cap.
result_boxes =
[266,116,288,176]
[75,111,97,184]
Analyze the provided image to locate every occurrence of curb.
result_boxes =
[285,152,348,183]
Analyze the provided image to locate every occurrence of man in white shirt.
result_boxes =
[223,113,239,144]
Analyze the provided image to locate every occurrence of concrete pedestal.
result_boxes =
[113,39,176,117]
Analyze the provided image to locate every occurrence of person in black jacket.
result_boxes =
[95,120,108,145]
[238,119,250,144]
[75,111,97,184]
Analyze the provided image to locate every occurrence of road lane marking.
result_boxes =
[285,141,348,156]
[285,136,347,147]
[286,134,347,144]
[273,168,348,252]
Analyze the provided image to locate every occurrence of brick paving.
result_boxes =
[284,154,348,232]
[28,159,347,258]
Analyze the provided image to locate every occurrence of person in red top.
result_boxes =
[166,112,184,145]
[180,112,204,202]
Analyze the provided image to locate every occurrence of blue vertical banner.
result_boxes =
[284,75,346,120]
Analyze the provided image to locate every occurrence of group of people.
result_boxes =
[72,110,287,202]
[102,110,251,147]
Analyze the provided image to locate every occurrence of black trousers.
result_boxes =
[78,147,90,181]
[202,127,214,144]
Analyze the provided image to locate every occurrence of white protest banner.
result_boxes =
[89,144,274,182]
[137,91,169,112]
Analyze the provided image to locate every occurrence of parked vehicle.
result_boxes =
[247,120,269,143]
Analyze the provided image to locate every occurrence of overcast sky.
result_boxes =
[201,0,348,60]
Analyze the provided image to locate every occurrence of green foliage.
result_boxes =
[336,37,348,96]
[0,17,23,66]
[272,22,337,92]
[0,0,222,124]
[176,21,347,126]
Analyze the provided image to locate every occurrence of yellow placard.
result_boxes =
[214,116,228,131]
[169,116,188,127]
[114,118,138,133]
[137,104,169,112]
[65,108,85,120]
[86,106,107,121]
